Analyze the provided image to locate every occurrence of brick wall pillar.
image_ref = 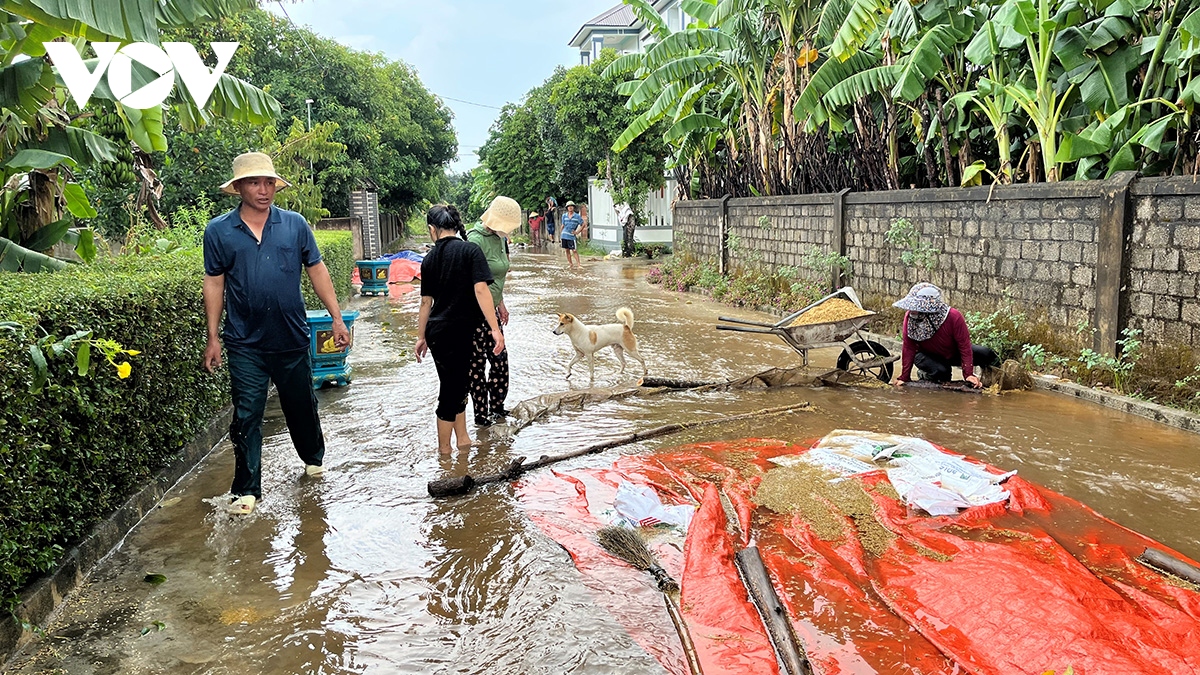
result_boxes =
[831,188,851,290]
[719,194,732,275]
[1094,172,1137,356]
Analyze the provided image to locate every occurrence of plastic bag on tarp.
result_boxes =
[886,450,1015,513]
[613,481,694,530]
[814,429,941,461]
[892,479,973,515]
[771,446,877,476]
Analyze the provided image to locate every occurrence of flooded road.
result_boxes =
[9,251,1199,674]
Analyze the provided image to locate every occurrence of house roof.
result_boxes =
[569,4,640,47]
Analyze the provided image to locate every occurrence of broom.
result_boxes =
[597,526,703,675]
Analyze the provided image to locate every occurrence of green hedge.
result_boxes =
[303,230,354,310]
[0,252,228,606]
[0,230,353,606]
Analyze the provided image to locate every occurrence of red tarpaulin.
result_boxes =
[351,259,421,285]
[518,438,1200,675]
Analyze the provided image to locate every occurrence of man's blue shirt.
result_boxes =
[203,206,322,353]
[561,212,582,240]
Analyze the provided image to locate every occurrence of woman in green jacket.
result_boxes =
[467,196,518,426]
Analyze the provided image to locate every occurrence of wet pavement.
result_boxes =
[8,250,1199,674]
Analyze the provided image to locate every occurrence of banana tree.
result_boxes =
[971,0,1079,181]
[0,0,281,271]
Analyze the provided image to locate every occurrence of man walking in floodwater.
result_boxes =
[201,152,351,515]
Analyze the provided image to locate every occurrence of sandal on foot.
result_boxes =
[305,464,326,477]
[228,495,256,515]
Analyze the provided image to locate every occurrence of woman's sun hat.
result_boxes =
[893,282,947,313]
[219,152,291,195]
[481,195,522,236]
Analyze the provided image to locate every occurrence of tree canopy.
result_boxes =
[157,10,457,220]
[479,50,668,229]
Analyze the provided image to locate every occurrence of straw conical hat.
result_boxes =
[219,152,291,195]
[481,195,522,235]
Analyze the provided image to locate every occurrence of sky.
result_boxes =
[265,0,619,174]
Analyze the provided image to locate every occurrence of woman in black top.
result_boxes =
[415,205,505,453]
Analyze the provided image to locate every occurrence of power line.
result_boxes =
[273,2,506,113]
[440,95,504,111]
[275,1,321,63]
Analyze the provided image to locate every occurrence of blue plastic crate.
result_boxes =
[306,309,360,388]
[357,260,391,297]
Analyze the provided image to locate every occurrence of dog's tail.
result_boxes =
[616,307,634,329]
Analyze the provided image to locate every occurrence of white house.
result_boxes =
[571,1,694,66]
[587,176,677,252]
[570,2,691,251]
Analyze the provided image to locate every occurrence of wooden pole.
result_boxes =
[427,402,813,498]
[1138,548,1200,585]
[639,376,722,389]
[735,546,813,675]
[663,593,705,675]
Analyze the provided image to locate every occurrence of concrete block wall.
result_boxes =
[844,184,1102,330]
[1129,178,1200,345]
[673,175,1200,352]
[727,195,835,281]
[672,200,721,260]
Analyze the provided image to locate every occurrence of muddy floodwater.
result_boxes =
[8,253,1199,674]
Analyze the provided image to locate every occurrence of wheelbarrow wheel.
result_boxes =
[837,340,894,383]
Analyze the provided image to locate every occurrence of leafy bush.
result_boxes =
[964,306,1029,360]
[885,218,940,271]
[0,253,229,607]
[649,247,824,312]
[1072,328,1144,393]
[303,230,354,310]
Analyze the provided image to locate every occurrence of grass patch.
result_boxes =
[577,240,608,258]
[647,248,828,313]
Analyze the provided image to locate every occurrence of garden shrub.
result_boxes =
[0,252,228,607]
[303,230,354,310]
[0,228,354,607]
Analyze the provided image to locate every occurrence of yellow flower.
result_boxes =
[116,362,132,379]
[126,350,141,356]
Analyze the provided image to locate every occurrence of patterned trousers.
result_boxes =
[469,310,509,421]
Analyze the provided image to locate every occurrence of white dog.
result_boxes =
[553,308,647,384]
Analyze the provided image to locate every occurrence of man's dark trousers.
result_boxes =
[227,347,325,499]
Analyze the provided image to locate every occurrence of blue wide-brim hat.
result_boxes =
[893,282,947,313]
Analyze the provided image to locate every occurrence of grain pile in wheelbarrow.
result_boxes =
[788,297,871,327]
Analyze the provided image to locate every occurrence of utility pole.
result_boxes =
[305,98,314,181]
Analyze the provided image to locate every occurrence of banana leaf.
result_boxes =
[4,149,76,170]
[0,237,69,272]
[665,113,725,143]
[892,25,958,102]
[831,0,889,60]
[824,64,902,108]
[644,28,733,71]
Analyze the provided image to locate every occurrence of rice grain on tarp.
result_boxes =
[789,298,872,327]
[753,464,895,557]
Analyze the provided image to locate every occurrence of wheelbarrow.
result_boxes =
[716,287,898,382]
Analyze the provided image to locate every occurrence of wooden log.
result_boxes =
[1138,548,1200,586]
[639,376,722,389]
[427,402,814,498]
[904,380,984,394]
[663,592,705,675]
[734,546,812,675]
